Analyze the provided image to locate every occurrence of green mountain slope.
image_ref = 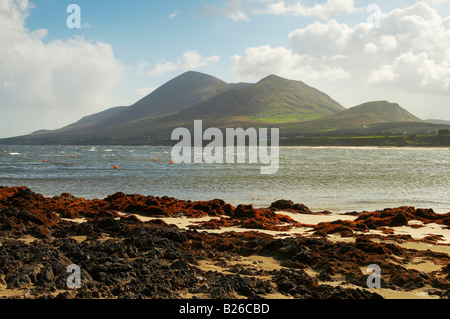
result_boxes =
[328,101,421,125]
[282,101,423,134]
[193,74,345,123]
[246,75,345,123]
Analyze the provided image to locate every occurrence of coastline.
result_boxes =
[0,186,449,300]
[280,145,450,150]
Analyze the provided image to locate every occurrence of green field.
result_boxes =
[250,112,324,124]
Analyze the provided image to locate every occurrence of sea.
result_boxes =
[0,145,449,214]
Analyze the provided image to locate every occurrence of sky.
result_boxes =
[1,0,450,138]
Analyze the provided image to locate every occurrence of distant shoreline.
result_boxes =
[1,143,449,149]
[1,128,450,148]
[280,145,450,150]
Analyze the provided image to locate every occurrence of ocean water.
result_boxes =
[0,145,449,214]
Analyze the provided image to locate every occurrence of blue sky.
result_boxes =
[23,0,332,85]
[1,0,450,137]
[25,1,430,81]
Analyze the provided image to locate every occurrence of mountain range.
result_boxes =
[1,71,449,145]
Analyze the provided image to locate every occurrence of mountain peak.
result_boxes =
[259,74,290,82]
[265,74,283,79]
[340,100,422,123]
[358,100,395,107]
[256,74,309,89]
[353,101,408,113]
[173,71,225,83]
[98,71,230,126]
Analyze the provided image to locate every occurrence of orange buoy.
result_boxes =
[153,159,157,162]
[113,165,118,170]
[42,159,46,163]
[169,161,173,165]
[73,156,77,158]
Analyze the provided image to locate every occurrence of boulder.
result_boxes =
[270,200,294,210]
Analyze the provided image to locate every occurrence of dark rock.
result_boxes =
[431,278,450,290]
[56,290,78,299]
[170,260,190,270]
[442,264,450,274]
[442,289,450,299]
[318,271,333,282]
[270,200,294,210]
[292,204,313,214]
[7,274,32,289]
[389,213,409,227]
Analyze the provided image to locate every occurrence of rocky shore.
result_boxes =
[0,186,449,299]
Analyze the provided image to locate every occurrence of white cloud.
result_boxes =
[379,35,398,52]
[424,0,450,5]
[232,2,450,95]
[135,61,150,73]
[0,0,126,137]
[227,10,251,21]
[368,64,398,84]
[256,0,359,20]
[219,0,360,21]
[288,19,353,56]
[148,61,180,77]
[363,42,378,54]
[224,0,251,21]
[169,11,179,19]
[369,51,450,94]
[231,45,350,81]
[149,50,220,76]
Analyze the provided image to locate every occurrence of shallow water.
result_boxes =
[0,145,449,213]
